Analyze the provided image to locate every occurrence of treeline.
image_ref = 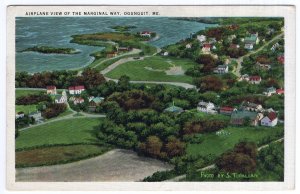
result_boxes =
[15,68,106,90]
[16,94,51,105]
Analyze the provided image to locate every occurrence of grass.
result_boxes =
[16,144,111,168]
[15,89,44,98]
[106,56,196,83]
[15,105,37,114]
[186,125,284,158]
[16,117,103,149]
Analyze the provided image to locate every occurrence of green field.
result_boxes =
[186,125,284,158]
[16,89,44,98]
[16,144,110,167]
[106,56,196,83]
[15,105,37,114]
[16,117,103,149]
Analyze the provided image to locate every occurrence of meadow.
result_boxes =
[106,56,196,83]
[186,125,284,158]
[16,117,104,149]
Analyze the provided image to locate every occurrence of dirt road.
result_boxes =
[16,149,173,182]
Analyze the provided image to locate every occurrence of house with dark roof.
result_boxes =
[213,65,228,74]
[261,112,278,127]
[88,97,105,112]
[164,103,184,114]
[244,33,259,50]
[230,110,263,126]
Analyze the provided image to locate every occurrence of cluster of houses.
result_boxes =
[46,85,105,111]
[263,87,284,96]
[164,99,279,127]
[198,100,279,127]
[195,35,217,54]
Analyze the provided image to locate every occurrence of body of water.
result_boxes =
[16,17,215,72]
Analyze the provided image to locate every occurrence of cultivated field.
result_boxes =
[16,144,110,167]
[16,149,173,182]
[106,56,196,83]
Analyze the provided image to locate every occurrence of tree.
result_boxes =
[81,68,106,89]
[183,120,203,135]
[117,75,131,91]
[216,141,257,174]
[194,75,224,92]
[216,152,257,174]
[165,136,185,157]
[145,135,163,157]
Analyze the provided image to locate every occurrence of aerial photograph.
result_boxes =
[14,17,284,182]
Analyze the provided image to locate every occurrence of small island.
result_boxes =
[22,46,80,54]
[110,25,136,32]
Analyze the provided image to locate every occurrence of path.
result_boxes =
[165,137,284,182]
[94,48,141,69]
[105,77,196,89]
[16,149,173,182]
[232,33,284,77]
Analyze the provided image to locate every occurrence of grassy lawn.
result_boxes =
[15,105,37,114]
[16,89,44,98]
[106,56,196,83]
[16,144,111,167]
[186,125,284,158]
[16,117,103,149]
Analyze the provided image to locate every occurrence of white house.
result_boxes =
[163,51,169,56]
[16,112,25,119]
[261,112,278,127]
[74,97,85,105]
[197,101,217,114]
[263,87,277,96]
[271,42,280,51]
[55,94,67,104]
[244,43,254,50]
[140,31,152,38]
[197,35,206,42]
[186,43,192,49]
[69,85,85,95]
[239,74,250,82]
[214,65,228,74]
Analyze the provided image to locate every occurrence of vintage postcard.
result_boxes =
[6,5,295,190]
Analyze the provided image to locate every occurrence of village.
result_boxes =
[15,17,284,182]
